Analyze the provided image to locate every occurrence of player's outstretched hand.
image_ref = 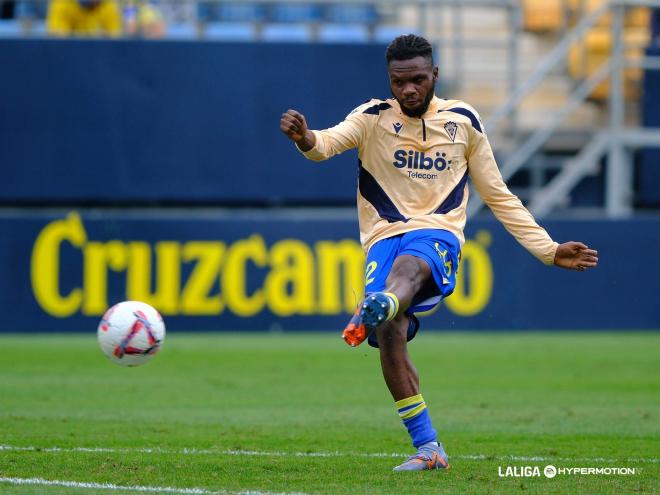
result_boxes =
[554,242,598,271]
[280,109,315,151]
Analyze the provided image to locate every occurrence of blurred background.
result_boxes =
[0,0,658,333]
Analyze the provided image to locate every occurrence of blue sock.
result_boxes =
[395,394,438,448]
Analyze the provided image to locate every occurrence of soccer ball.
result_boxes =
[97,301,165,367]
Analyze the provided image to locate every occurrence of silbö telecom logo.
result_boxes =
[498,464,636,478]
[392,149,451,180]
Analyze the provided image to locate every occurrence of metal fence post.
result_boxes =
[507,3,521,136]
[606,3,633,218]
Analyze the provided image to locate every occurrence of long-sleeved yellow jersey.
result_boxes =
[298,96,558,265]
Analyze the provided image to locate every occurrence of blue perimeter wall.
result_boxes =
[2,210,658,332]
[0,39,389,205]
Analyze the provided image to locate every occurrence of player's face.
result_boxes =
[388,56,438,118]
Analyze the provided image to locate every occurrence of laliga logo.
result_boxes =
[392,149,452,171]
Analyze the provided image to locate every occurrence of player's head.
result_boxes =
[386,35,438,118]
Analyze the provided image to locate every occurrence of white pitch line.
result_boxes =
[456,454,660,464]
[0,444,658,464]
[0,476,308,495]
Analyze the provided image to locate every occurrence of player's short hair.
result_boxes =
[385,34,434,65]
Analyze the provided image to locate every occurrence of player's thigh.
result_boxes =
[385,253,433,290]
[397,229,461,312]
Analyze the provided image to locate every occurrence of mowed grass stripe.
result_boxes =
[0,444,658,464]
[0,476,308,495]
[0,332,658,495]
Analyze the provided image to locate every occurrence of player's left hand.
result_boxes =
[554,242,598,271]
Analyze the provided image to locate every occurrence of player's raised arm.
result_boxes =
[280,103,370,161]
[465,109,598,271]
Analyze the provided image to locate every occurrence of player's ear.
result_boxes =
[432,66,439,82]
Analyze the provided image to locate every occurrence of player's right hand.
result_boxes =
[280,109,309,143]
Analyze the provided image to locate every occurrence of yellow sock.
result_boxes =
[383,292,399,321]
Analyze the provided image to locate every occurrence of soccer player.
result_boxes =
[280,35,598,472]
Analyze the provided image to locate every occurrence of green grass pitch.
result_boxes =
[0,332,658,494]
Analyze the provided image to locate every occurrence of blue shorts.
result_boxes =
[365,229,460,347]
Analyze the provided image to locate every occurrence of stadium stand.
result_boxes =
[15,0,47,20]
[165,21,196,39]
[317,4,378,43]
[261,3,322,42]
[568,26,650,101]
[198,1,262,40]
[522,0,564,33]
[0,1,392,42]
[565,3,651,101]
[0,18,20,35]
[317,23,370,43]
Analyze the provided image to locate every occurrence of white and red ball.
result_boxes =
[97,301,165,367]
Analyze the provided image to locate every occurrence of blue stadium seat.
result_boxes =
[269,4,322,23]
[0,19,21,37]
[323,4,379,24]
[217,3,265,22]
[374,25,418,44]
[167,22,197,40]
[198,2,264,23]
[15,0,47,20]
[204,21,257,41]
[197,2,214,22]
[262,23,312,42]
[318,24,369,43]
[30,19,46,37]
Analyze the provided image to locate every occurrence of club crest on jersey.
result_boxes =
[393,122,403,135]
[444,121,457,142]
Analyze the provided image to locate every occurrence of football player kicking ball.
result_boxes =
[280,35,598,472]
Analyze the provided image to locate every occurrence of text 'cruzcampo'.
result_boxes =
[30,213,493,319]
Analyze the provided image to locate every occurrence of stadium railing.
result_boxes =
[466,0,660,219]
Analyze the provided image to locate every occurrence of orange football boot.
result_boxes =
[341,306,367,347]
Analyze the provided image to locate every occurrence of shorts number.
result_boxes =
[365,261,377,286]
[435,242,453,277]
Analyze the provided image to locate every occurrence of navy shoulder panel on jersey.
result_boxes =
[434,171,469,215]
[358,160,407,223]
[440,107,482,133]
[362,102,392,115]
